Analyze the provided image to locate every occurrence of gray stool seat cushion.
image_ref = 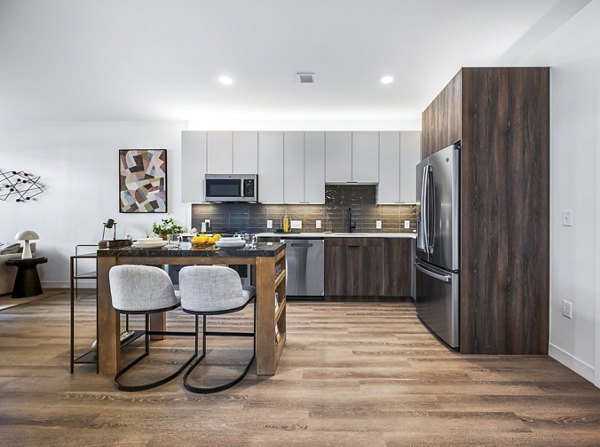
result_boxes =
[179,266,256,313]
[109,265,179,312]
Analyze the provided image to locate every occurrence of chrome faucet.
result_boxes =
[346,207,356,233]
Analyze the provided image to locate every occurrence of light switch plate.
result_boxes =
[315,220,322,229]
[266,220,273,229]
[291,220,302,229]
[562,210,573,226]
[376,220,382,229]
[404,220,411,229]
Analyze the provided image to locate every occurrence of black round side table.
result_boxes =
[5,257,48,298]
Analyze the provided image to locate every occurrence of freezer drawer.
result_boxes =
[415,261,459,348]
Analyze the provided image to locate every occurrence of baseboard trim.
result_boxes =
[42,281,71,289]
[549,343,595,383]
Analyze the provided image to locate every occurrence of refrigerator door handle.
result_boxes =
[415,262,452,283]
[427,166,435,253]
[421,165,429,251]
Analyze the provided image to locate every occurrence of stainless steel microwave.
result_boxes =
[204,174,258,202]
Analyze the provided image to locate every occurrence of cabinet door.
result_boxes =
[346,240,383,296]
[283,131,305,203]
[352,132,379,183]
[258,131,284,203]
[382,238,412,296]
[324,241,347,296]
[233,131,258,174]
[400,131,421,203]
[181,131,207,203]
[206,131,233,173]
[304,131,325,203]
[325,238,383,297]
[325,131,352,183]
[378,131,401,203]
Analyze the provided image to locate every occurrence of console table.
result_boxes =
[96,243,286,376]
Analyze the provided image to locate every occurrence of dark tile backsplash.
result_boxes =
[192,185,417,234]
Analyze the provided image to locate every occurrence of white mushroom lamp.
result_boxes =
[15,230,39,259]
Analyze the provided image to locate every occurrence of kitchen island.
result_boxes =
[96,242,286,376]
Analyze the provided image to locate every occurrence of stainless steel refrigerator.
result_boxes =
[415,143,460,348]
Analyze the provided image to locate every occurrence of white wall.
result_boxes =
[508,0,600,387]
[0,120,188,287]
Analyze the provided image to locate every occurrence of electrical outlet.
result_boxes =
[266,219,273,229]
[315,220,322,229]
[404,220,411,229]
[204,219,210,226]
[562,210,573,227]
[376,220,382,229]
[562,299,573,319]
[291,220,302,229]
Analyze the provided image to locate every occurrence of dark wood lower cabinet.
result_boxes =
[325,238,382,297]
[382,238,413,297]
[325,237,412,298]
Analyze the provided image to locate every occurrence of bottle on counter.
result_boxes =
[282,215,290,233]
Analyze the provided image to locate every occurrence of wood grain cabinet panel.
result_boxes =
[421,67,549,355]
[382,238,412,297]
[324,238,383,297]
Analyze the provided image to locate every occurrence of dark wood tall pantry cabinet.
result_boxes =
[421,67,550,354]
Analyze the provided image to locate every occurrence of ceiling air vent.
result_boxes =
[296,72,316,84]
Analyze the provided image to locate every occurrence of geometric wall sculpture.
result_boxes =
[118,149,167,213]
[0,170,45,202]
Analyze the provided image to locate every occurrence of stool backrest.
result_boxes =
[109,265,178,312]
[179,266,246,313]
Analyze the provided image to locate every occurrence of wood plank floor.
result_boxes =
[1,290,600,446]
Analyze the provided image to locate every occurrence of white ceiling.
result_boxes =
[0,0,591,127]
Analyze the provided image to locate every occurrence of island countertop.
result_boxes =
[97,242,284,258]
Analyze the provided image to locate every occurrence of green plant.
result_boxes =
[152,217,183,236]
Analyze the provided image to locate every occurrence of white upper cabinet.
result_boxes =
[378,131,401,203]
[325,131,352,183]
[258,131,284,203]
[206,132,233,173]
[205,131,258,174]
[282,131,325,204]
[377,131,421,203]
[233,131,258,174]
[399,131,421,203]
[181,131,207,203]
[304,131,325,203]
[325,131,379,183]
[352,131,379,183]
[283,132,305,203]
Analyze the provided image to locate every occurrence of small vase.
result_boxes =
[160,234,168,241]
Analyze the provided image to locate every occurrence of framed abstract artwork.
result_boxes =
[119,149,167,213]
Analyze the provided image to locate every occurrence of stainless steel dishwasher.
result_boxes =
[282,238,324,298]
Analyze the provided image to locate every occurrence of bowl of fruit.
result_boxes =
[191,233,222,249]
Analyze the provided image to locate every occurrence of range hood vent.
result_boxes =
[296,72,315,84]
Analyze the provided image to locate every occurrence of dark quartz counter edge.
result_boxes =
[97,242,285,258]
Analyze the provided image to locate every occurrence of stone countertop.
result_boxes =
[97,242,285,257]
[256,232,416,239]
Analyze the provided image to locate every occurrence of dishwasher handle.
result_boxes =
[290,243,313,248]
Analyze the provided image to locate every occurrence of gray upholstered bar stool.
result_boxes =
[178,265,256,393]
[109,265,195,391]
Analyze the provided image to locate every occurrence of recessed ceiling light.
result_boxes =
[380,75,394,85]
[218,76,233,85]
